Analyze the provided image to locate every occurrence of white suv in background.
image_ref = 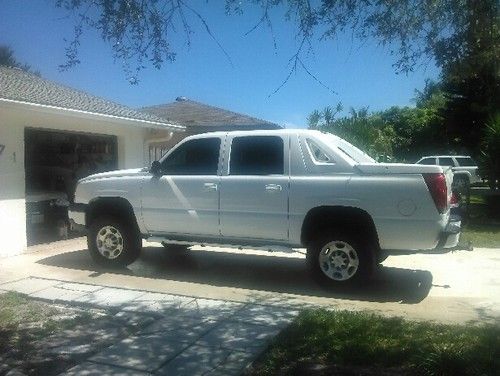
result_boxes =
[416,155,482,189]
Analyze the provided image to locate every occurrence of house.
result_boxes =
[141,97,282,161]
[0,66,184,255]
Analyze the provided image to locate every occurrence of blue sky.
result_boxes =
[0,1,440,127]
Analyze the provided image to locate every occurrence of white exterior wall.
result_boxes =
[0,102,151,256]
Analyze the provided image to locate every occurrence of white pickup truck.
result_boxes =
[69,129,464,288]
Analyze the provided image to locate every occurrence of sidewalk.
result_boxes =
[0,277,300,375]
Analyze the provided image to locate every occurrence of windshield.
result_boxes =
[322,133,376,164]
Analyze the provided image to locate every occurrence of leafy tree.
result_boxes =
[308,104,395,160]
[54,0,497,154]
[437,0,499,153]
[478,115,500,189]
[0,45,40,75]
[379,82,449,161]
[308,81,451,162]
[54,1,496,79]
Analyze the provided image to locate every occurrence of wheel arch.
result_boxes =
[86,197,140,232]
[301,205,380,251]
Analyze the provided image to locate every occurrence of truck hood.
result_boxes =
[79,168,149,183]
[356,163,447,175]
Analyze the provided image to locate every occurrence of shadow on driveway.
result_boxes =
[37,246,433,304]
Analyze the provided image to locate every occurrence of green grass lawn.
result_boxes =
[0,291,93,346]
[461,223,500,248]
[250,310,499,376]
[459,194,500,248]
[0,292,95,374]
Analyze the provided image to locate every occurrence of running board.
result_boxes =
[146,237,296,253]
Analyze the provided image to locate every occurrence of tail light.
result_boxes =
[423,173,448,214]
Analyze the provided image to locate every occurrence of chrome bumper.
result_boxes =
[439,216,461,249]
[436,215,473,252]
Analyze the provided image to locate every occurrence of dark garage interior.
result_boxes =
[24,128,117,245]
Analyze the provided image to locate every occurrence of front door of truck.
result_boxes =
[141,137,222,237]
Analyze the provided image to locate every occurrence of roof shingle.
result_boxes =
[141,97,282,130]
[0,66,181,128]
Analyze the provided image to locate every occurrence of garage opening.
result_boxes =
[24,128,117,245]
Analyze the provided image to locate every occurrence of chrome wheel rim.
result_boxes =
[96,225,124,259]
[318,241,359,281]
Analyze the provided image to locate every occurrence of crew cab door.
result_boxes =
[219,135,289,241]
[141,137,222,236]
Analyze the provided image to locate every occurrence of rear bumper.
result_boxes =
[437,215,461,249]
[384,215,472,256]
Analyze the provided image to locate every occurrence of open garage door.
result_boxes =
[24,128,117,245]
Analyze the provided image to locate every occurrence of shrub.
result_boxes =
[478,114,500,189]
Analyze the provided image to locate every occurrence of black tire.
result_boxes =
[376,251,389,264]
[306,229,375,289]
[87,216,141,267]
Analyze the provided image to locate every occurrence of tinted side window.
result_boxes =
[230,136,284,175]
[438,157,455,167]
[161,138,220,175]
[455,157,476,166]
[306,139,333,163]
[418,158,435,165]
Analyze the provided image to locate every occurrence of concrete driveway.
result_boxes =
[1,237,499,324]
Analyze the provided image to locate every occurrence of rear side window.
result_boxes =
[418,158,436,165]
[230,136,284,175]
[455,157,476,167]
[438,157,455,167]
[161,138,221,175]
[306,139,333,163]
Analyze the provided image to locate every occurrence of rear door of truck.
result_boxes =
[219,134,289,241]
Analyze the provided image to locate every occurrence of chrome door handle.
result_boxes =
[203,182,218,192]
[265,184,282,192]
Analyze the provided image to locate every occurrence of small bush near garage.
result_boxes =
[249,309,499,376]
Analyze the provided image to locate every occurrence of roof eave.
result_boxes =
[0,98,185,131]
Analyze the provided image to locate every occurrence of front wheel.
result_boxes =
[88,216,141,267]
[306,232,375,289]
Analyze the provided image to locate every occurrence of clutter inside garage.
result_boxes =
[24,128,117,245]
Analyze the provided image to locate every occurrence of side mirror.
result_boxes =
[150,160,162,176]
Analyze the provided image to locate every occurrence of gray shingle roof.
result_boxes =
[141,97,282,130]
[0,66,182,129]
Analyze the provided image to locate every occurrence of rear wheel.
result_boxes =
[88,216,141,267]
[307,230,375,289]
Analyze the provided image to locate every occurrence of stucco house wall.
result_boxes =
[0,66,183,256]
[0,103,168,256]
